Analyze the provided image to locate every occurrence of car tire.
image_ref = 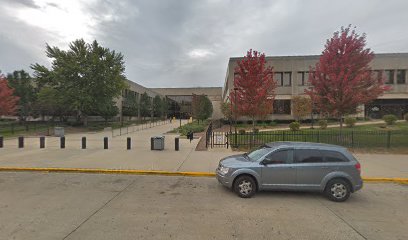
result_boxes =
[233,175,256,198]
[325,178,351,202]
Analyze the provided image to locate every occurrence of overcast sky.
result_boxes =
[1,0,408,88]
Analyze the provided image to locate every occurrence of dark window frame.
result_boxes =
[264,149,294,164]
[283,72,292,87]
[384,70,395,84]
[274,72,283,86]
[397,69,406,84]
[297,71,309,86]
[273,100,291,114]
[321,150,349,163]
[294,149,324,164]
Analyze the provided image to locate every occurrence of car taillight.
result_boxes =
[355,162,361,173]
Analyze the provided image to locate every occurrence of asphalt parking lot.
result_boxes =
[0,172,407,240]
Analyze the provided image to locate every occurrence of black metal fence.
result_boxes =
[0,121,55,136]
[205,122,213,148]
[228,130,408,149]
[112,119,170,137]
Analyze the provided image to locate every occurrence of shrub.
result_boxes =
[253,128,259,133]
[318,120,328,129]
[269,121,277,126]
[382,114,398,125]
[289,121,300,131]
[238,129,246,134]
[344,117,357,128]
[404,113,408,122]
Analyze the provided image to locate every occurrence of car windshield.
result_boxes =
[246,147,271,161]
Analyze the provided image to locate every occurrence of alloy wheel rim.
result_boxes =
[330,183,347,199]
[238,180,253,195]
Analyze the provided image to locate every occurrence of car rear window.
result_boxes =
[294,149,324,163]
[322,150,349,162]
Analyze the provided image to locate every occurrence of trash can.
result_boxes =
[152,136,165,150]
[54,127,65,137]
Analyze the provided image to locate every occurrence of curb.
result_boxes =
[0,167,216,177]
[362,177,408,184]
[0,167,407,184]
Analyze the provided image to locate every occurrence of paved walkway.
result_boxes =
[0,120,407,178]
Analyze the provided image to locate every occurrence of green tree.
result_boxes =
[34,87,72,121]
[221,101,232,120]
[139,92,152,119]
[31,39,127,126]
[192,94,213,122]
[97,101,119,124]
[153,95,163,118]
[161,97,169,119]
[6,70,36,121]
[122,93,138,118]
[291,96,312,123]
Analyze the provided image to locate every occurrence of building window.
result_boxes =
[283,72,291,86]
[273,100,291,114]
[397,70,406,84]
[274,72,283,86]
[297,71,309,86]
[384,70,394,84]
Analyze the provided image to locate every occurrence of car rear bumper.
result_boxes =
[353,178,363,192]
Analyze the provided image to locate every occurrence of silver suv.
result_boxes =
[216,142,363,202]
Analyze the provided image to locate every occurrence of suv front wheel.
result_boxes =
[233,175,256,198]
[325,179,351,202]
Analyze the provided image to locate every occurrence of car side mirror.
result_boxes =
[260,157,271,165]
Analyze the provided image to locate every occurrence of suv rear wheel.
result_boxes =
[325,179,351,202]
[233,175,256,198]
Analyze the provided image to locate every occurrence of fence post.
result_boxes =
[18,136,24,148]
[234,131,237,148]
[351,131,354,148]
[82,137,86,149]
[60,137,65,149]
[282,131,286,141]
[249,132,252,149]
[151,137,154,150]
[175,137,179,151]
[387,131,391,149]
[40,136,45,149]
[127,137,131,150]
[226,132,229,149]
[104,137,108,149]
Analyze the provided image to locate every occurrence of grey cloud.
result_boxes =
[7,0,40,8]
[1,0,408,87]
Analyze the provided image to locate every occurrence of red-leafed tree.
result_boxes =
[230,49,276,129]
[0,75,20,116]
[306,26,390,128]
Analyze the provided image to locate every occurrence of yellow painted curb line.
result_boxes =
[362,177,408,184]
[0,167,216,177]
[0,167,407,183]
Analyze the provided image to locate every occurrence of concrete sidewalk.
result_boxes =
[0,120,407,178]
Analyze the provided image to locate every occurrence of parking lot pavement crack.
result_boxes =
[175,147,195,172]
[319,201,367,240]
[61,179,136,240]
